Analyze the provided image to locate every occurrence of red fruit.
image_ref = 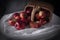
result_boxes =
[15,22,26,30]
[19,12,27,23]
[29,22,39,28]
[35,13,40,20]
[15,22,21,30]
[13,13,20,20]
[8,19,15,26]
[38,19,47,27]
[20,12,25,19]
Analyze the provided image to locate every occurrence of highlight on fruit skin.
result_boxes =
[13,13,20,20]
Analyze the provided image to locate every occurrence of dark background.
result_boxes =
[0,0,60,40]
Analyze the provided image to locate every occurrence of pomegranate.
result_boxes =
[15,21,26,30]
[15,22,21,30]
[13,13,20,20]
[8,19,16,26]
